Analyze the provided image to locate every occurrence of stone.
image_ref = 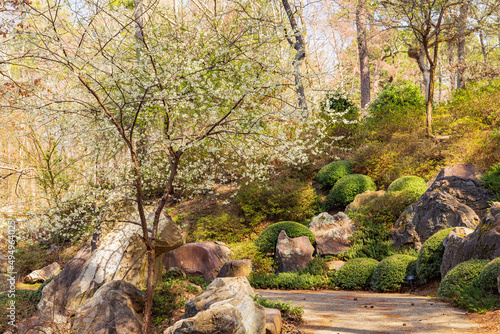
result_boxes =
[164,241,231,281]
[0,252,9,273]
[25,262,61,284]
[309,212,354,255]
[440,202,500,277]
[217,260,252,278]
[166,277,266,334]
[275,230,314,273]
[72,280,144,334]
[392,190,480,250]
[264,308,282,334]
[345,190,386,214]
[325,260,346,271]
[427,163,477,187]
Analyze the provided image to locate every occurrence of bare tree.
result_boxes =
[356,0,371,108]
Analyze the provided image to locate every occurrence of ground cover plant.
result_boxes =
[252,296,304,324]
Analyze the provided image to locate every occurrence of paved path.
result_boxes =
[258,289,482,334]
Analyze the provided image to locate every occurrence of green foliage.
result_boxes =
[316,160,353,188]
[477,257,500,293]
[334,258,379,290]
[326,174,376,208]
[249,272,332,290]
[229,241,275,275]
[192,213,250,244]
[319,92,359,148]
[254,221,315,254]
[252,296,303,323]
[387,176,427,196]
[236,178,318,227]
[298,256,332,277]
[482,163,500,201]
[15,244,52,278]
[438,259,490,299]
[449,285,500,313]
[370,254,417,292]
[346,191,420,260]
[416,228,453,283]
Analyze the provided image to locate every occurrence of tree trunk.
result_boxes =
[479,30,488,65]
[448,42,455,91]
[409,46,430,100]
[426,63,435,137]
[356,0,370,108]
[456,1,468,89]
[142,248,156,334]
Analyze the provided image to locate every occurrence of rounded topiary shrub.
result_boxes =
[334,258,379,290]
[438,259,490,298]
[327,174,376,208]
[316,160,353,188]
[255,221,315,254]
[416,228,453,283]
[477,257,500,293]
[370,254,417,292]
[387,176,427,197]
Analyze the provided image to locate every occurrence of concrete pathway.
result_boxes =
[258,289,483,334]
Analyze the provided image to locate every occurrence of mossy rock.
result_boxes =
[326,174,376,208]
[438,259,490,298]
[387,176,427,197]
[477,257,500,293]
[370,254,417,292]
[255,221,315,254]
[416,228,453,283]
[334,258,379,290]
[316,160,353,188]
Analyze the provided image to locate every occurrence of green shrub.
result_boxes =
[438,259,490,299]
[252,296,303,323]
[326,174,376,208]
[229,241,275,275]
[316,161,353,188]
[192,213,249,244]
[483,163,500,201]
[449,285,500,313]
[416,228,453,283]
[249,272,332,290]
[387,176,427,196]
[255,221,315,254]
[477,257,500,293]
[334,258,379,290]
[346,191,420,260]
[370,254,417,292]
[298,256,332,277]
[236,178,318,227]
[0,286,45,332]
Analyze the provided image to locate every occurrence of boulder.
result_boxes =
[166,277,266,334]
[164,241,231,281]
[71,280,144,334]
[275,230,314,273]
[426,163,477,187]
[217,260,252,278]
[392,190,480,249]
[309,212,354,255]
[25,262,61,284]
[345,190,386,214]
[440,202,500,277]
[264,308,282,334]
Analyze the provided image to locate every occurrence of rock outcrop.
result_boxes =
[164,241,231,281]
[275,230,314,273]
[25,262,61,284]
[165,277,266,334]
[440,202,500,277]
[309,212,354,255]
[217,260,252,278]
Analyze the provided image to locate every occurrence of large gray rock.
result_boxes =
[309,212,354,255]
[164,241,231,281]
[392,190,480,249]
[427,164,477,186]
[71,280,144,334]
[217,260,252,278]
[440,227,475,277]
[25,262,61,284]
[166,277,266,334]
[275,230,314,273]
[440,202,500,277]
[345,190,386,214]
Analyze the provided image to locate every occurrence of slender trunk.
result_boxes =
[409,46,430,100]
[479,30,488,65]
[356,0,370,108]
[448,42,455,91]
[438,66,442,103]
[456,1,468,89]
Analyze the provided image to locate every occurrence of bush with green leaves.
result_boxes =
[448,285,500,313]
[438,259,490,299]
[249,272,332,290]
[416,228,453,283]
[255,221,315,254]
[192,213,250,244]
[482,163,500,201]
[387,176,427,196]
[316,161,353,188]
[252,296,304,323]
[334,258,379,290]
[346,191,420,260]
[370,254,417,292]
[476,257,500,293]
[229,241,275,275]
[326,174,376,209]
[319,93,360,149]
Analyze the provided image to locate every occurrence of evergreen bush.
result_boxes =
[387,176,427,196]
[370,254,417,292]
[326,174,376,208]
[316,160,353,188]
[477,257,500,293]
[438,259,489,298]
[254,221,315,254]
[334,258,379,290]
[416,228,453,283]
[483,163,500,201]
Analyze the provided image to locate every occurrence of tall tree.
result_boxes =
[456,0,469,89]
[356,0,371,108]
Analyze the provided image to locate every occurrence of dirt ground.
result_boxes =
[258,289,500,334]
